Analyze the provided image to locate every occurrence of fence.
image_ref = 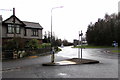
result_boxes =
[2,50,14,59]
[25,47,51,55]
[2,47,51,59]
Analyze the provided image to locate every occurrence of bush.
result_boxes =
[26,39,39,49]
[3,39,16,50]
[39,43,51,48]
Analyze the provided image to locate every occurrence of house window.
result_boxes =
[7,24,20,34]
[32,29,38,36]
[8,24,14,33]
[16,25,20,34]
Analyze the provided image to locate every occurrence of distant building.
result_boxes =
[73,39,79,47]
[2,15,43,44]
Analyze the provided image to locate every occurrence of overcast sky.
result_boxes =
[0,0,119,42]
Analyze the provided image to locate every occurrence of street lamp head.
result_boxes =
[59,6,64,8]
[0,9,12,11]
[52,6,64,10]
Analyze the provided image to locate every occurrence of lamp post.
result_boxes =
[0,8,15,37]
[51,6,63,63]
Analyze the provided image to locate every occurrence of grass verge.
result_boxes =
[111,50,120,53]
[72,45,117,48]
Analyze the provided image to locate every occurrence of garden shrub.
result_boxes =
[26,39,39,49]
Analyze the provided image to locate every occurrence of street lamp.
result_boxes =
[51,6,63,63]
[0,8,15,37]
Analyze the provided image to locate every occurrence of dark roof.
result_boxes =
[2,15,26,26]
[2,15,43,29]
[22,21,43,29]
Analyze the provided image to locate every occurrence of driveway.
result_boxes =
[2,46,119,78]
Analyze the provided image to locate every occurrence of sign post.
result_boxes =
[78,31,80,59]
[79,30,83,62]
[80,30,83,61]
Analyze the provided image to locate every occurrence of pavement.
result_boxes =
[1,46,119,78]
[42,58,99,66]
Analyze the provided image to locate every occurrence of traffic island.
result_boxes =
[42,58,99,66]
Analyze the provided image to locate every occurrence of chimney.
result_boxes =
[13,8,15,16]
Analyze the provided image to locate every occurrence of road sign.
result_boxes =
[79,33,83,36]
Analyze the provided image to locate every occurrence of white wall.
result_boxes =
[2,25,7,37]
[118,1,120,12]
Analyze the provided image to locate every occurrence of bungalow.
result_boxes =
[2,15,43,44]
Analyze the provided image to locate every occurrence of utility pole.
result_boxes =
[13,8,16,38]
[13,8,19,50]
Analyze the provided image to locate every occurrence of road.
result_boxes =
[2,46,119,78]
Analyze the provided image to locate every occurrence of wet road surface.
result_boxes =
[2,46,119,78]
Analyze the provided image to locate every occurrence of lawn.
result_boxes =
[72,45,118,48]
[111,50,120,53]
[72,45,120,54]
